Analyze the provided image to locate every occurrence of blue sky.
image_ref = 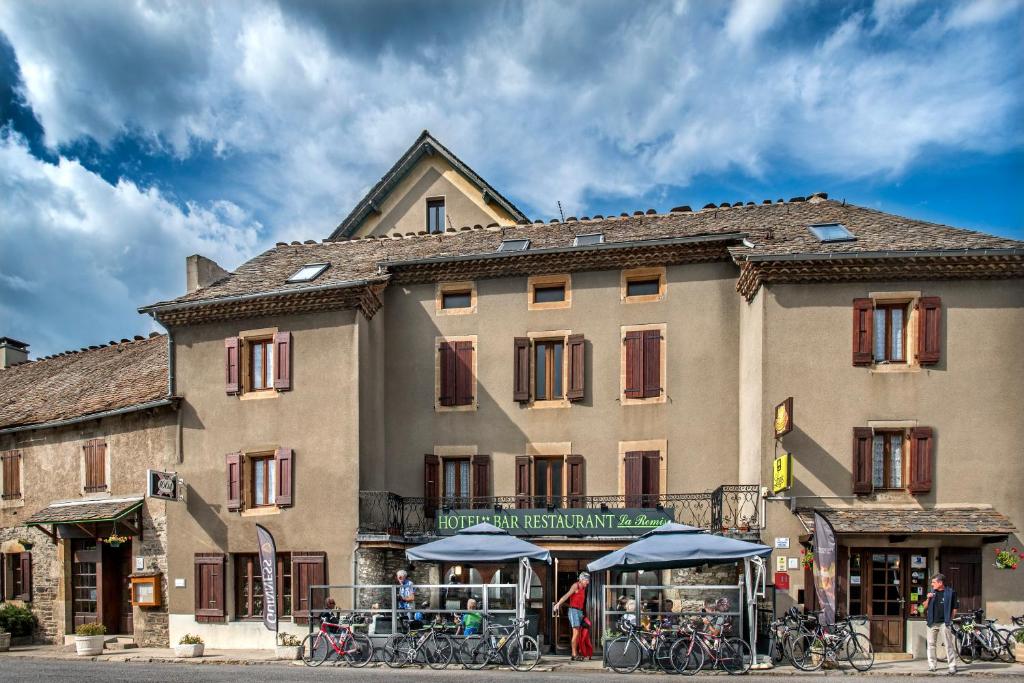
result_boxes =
[1,0,1022,357]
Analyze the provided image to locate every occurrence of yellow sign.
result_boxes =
[774,397,793,438]
[772,453,792,494]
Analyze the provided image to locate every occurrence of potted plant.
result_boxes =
[801,549,814,570]
[175,633,204,658]
[74,623,106,656]
[994,547,1021,570]
[276,632,301,660]
[0,624,11,652]
[16,538,32,551]
[103,533,130,549]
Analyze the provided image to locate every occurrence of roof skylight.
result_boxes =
[808,223,855,243]
[496,239,531,252]
[573,233,605,246]
[286,263,329,283]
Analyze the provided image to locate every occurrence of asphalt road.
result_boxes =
[3,659,1022,682]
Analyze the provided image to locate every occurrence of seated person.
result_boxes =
[703,597,731,637]
[460,598,483,636]
[622,599,639,629]
[661,598,678,627]
[318,597,340,628]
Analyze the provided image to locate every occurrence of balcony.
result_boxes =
[358,485,760,541]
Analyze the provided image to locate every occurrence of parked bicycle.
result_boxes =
[950,610,1015,664]
[460,614,540,672]
[765,607,809,666]
[790,613,874,672]
[384,619,457,669]
[300,613,373,668]
[669,618,752,675]
[605,617,680,673]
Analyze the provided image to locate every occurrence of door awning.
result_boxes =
[25,495,144,526]
[797,507,1015,536]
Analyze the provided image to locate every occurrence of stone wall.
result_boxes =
[131,500,169,646]
[354,546,440,610]
[0,525,61,643]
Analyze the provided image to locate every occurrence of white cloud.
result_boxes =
[947,0,1022,29]
[725,0,789,47]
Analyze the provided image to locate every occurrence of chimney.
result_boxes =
[0,337,29,368]
[186,254,230,294]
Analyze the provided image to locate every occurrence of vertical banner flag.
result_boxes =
[256,524,278,632]
[812,512,837,625]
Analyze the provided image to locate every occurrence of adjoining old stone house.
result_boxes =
[140,131,1024,654]
[0,334,176,646]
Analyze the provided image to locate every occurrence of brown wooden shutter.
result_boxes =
[624,332,643,398]
[292,551,326,624]
[275,447,293,507]
[84,440,106,492]
[852,299,874,366]
[513,337,531,403]
[917,297,941,365]
[194,553,226,622]
[423,454,440,517]
[273,331,292,390]
[455,341,474,406]
[471,454,491,507]
[225,337,240,394]
[624,451,643,507]
[566,454,586,507]
[852,427,873,494]
[1,451,20,499]
[515,455,532,509]
[17,552,31,601]
[908,427,934,494]
[225,452,242,511]
[438,342,455,406]
[642,451,661,506]
[642,330,662,398]
[567,334,585,401]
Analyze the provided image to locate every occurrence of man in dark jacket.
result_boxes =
[922,573,958,674]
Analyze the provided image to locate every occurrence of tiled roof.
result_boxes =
[0,334,169,431]
[797,507,1016,535]
[143,196,1023,313]
[25,496,144,525]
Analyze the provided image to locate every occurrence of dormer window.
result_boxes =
[808,223,855,243]
[573,233,604,246]
[427,198,445,234]
[497,239,530,252]
[286,263,329,283]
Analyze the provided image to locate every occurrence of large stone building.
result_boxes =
[133,132,1024,655]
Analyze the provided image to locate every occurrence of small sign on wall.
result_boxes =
[774,537,790,549]
[774,572,790,590]
[776,556,787,572]
[787,557,799,570]
[174,578,186,588]
[135,556,145,571]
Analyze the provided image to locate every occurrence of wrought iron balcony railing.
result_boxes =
[358,485,760,538]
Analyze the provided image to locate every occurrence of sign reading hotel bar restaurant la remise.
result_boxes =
[436,508,675,536]
[772,453,792,494]
[773,396,793,438]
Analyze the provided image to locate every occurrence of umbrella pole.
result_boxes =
[744,557,756,664]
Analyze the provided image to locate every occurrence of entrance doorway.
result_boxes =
[846,548,929,653]
[551,556,603,655]
[70,539,132,635]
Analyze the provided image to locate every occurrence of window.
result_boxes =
[534,340,564,401]
[848,553,862,616]
[1,450,21,500]
[443,458,471,506]
[249,338,274,390]
[621,267,666,303]
[497,239,530,252]
[533,285,565,304]
[235,552,292,619]
[622,327,665,402]
[873,303,907,363]
[83,439,107,493]
[527,274,571,310]
[626,279,660,297]
[442,291,472,309]
[226,448,293,512]
[574,233,604,246]
[624,451,661,507]
[425,453,490,513]
[808,223,855,243]
[286,263,329,283]
[533,456,564,507]
[427,198,445,234]
[514,454,585,509]
[437,338,476,409]
[872,431,904,489]
[250,454,276,507]
[436,281,476,315]
[2,552,31,601]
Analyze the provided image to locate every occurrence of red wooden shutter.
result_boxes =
[438,342,455,406]
[292,552,326,624]
[852,428,873,494]
[194,553,226,622]
[225,337,240,394]
[424,454,440,517]
[642,451,661,506]
[917,297,942,365]
[624,451,643,507]
[515,455,532,509]
[455,341,474,406]
[567,334,585,401]
[17,552,31,601]
[275,447,293,507]
[908,427,934,494]
[566,454,586,507]
[273,331,292,390]
[225,452,242,511]
[852,299,874,366]
[513,337,531,403]
[624,332,643,398]
[471,454,491,507]
[642,330,662,398]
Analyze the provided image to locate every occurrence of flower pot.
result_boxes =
[0,632,11,652]
[108,541,121,548]
[275,645,301,660]
[175,643,204,658]
[19,541,32,551]
[75,635,106,656]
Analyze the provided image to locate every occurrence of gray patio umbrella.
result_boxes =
[406,522,552,563]
[586,522,770,572]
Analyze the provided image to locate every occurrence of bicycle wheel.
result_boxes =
[957,630,976,664]
[383,633,411,668]
[427,633,454,670]
[607,635,642,674]
[670,637,705,675]
[1003,628,1024,663]
[507,635,541,672]
[655,638,679,673]
[791,633,825,671]
[343,632,374,668]
[844,632,874,672]
[301,632,330,667]
[461,637,491,670]
[720,637,752,675]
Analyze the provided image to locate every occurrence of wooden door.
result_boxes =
[866,551,905,652]
[118,547,134,634]
[941,548,981,614]
[71,540,100,628]
[100,542,125,635]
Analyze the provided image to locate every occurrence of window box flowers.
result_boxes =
[994,547,1021,570]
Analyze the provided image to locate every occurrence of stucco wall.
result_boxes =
[166,309,361,645]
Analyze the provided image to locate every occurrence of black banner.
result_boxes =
[256,524,278,632]
[436,508,675,536]
[813,512,837,626]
